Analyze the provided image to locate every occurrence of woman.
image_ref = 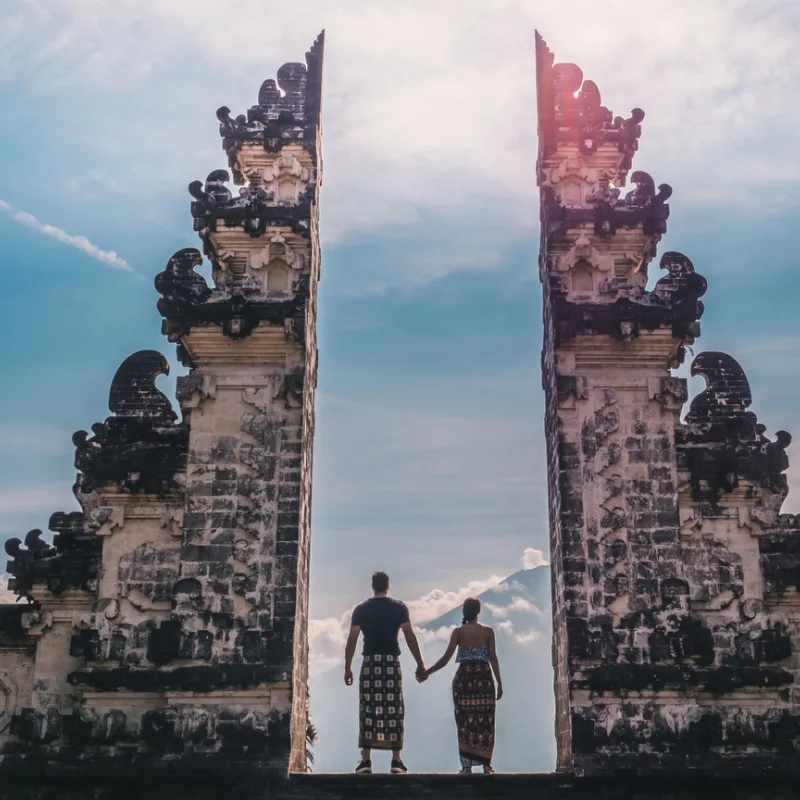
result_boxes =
[423,597,503,774]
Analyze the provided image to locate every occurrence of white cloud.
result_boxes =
[514,630,543,646]
[0,199,132,271]
[522,547,549,570]
[416,624,458,647]
[0,578,16,604]
[308,612,353,676]
[497,620,514,635]
[508,596,540,615]
[484,603,509,619]
[406,576,505,626]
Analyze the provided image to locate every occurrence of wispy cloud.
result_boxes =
[0,199,132,271]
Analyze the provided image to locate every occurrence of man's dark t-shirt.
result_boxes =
[351,597,410,656]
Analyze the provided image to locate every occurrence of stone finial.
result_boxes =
[189,169,312,239]
[107,350,176,421]
[73,351,188,494]
[4,513,101,598]
[536,31,644,185]
[217,32,325,183]
[154,248,308,344]
[678,351,792,500]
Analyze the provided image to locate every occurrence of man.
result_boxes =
[344,571,425,774]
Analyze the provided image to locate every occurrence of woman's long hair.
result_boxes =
[462,597,481,625]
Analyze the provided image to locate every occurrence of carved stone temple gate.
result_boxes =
[2,29,800,800]
[0,34,324,789]
[537,33,800,775]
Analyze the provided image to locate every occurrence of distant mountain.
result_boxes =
[309,566,556,774]
[423,567,551,630]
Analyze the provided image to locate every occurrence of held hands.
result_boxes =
[415,665,428,683]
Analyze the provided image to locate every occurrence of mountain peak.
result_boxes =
[421,565,550,631]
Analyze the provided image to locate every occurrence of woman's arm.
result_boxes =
[488,627,503,700]
[425,628,459,677]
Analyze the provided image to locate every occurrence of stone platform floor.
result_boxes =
[285,773,799,800]
[2,770,799,800]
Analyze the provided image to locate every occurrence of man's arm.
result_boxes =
[400,621,425,677]
[344,626,360,686]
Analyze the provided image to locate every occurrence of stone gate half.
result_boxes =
[0,33,324,785]
[537,32,800,775]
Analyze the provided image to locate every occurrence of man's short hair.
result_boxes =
[372,571,390,593]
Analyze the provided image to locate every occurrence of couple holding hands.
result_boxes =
[344,571,503,775]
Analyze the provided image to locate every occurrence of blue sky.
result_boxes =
[2,0,800,760]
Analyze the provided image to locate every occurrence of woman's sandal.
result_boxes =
[482,765,495,775]
[458,768,472,774]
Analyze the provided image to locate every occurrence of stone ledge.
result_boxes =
[2,772,799,800]
[287,773,800,799]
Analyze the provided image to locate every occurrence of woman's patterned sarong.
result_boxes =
[359,653,404,750]
[452,660,495,767]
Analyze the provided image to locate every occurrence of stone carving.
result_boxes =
[175,373,217,410]
[760,515,800,595]
[550,250,707,348]
[541,169,672,244]
[250,233,306,273]
[189,169,313,239]
[623,171,673,209]
[677,352,791,501]
[4,512,101,597]
[0,676,17,734]
[217,31,324,182]
[275,370,304,409]
[154,248,308,341]
[556,235,613,274]
[244,156,312,206]
[649,252,708,341]
[117,544,180,608]
[536,32,644,185]
[154,249,212,318]
[73,351,188,495]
